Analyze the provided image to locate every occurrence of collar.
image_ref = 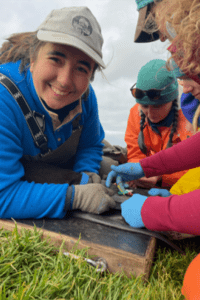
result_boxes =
[41,99,82,130]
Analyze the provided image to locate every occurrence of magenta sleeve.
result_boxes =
[140,132,200,178]
[141,190,200,234]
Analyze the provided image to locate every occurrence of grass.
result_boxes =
[0,223,198,299]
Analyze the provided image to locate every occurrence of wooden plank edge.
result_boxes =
[143,237,157,281]
[0,219,156,280]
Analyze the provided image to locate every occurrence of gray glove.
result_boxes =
[84,172,101,183]
[72,183,116,214]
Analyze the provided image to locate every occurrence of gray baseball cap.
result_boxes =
[37,7,106,68]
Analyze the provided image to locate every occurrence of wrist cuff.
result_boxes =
[80,172,89,185]
[64,185,75,211]
[136,163,145,177]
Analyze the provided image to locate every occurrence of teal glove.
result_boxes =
[121,194,147,228]
[148,188,172,197]
[106,163,145,191]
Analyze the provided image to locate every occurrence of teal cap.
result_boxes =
[135,59,179,105]
[135,0,154,10]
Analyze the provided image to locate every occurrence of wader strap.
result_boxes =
[0,73,83,165]
[0,73,49,155]
[31,115,83,165]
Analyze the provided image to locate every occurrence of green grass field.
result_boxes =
[0,223,198,299]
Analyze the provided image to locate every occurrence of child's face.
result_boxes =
[139,102,173,123]
[179,79,200,101]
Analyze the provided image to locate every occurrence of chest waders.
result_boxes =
[0,73,83,184]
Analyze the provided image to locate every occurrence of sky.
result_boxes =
[0,0,183,147]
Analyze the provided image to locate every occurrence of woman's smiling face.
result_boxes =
[30,43,95,109]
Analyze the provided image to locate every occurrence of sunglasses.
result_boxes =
[130,79,175,101]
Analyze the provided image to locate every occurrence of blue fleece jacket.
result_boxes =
[0,61,105,219]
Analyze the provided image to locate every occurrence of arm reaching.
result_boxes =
[106,163,145,189]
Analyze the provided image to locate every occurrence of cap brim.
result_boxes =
[37,30,106,69]
[134,6,160,43]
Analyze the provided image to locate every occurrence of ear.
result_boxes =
[30,60,34,73]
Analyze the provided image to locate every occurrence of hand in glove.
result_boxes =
[80,172,90,185]
[65,183,116,214]
[148,188,172,197]
[121,194,147,228]
[82,172,101,184]
[106,163,145,190]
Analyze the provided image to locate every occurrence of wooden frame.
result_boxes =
[0,219,156,280]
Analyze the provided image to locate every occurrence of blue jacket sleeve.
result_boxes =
[180,92,198,125]
[0,91,68,219]
[72,85,105,174]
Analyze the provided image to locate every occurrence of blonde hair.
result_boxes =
[154,0,200,77]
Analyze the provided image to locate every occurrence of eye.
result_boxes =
[50,57,60,63]
[77,66,89,74]
[154,104,163,108]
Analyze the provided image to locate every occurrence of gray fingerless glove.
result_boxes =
[65,183,116,214]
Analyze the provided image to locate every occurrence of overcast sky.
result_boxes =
[0,0,183,147]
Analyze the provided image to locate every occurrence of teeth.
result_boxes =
[51,86,68,95]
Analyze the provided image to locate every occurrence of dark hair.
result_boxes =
[0,32,45,73]
[138,99,179,155]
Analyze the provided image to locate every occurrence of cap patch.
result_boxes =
[72,16,93,36]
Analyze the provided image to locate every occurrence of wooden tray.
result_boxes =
[0,211,156,280]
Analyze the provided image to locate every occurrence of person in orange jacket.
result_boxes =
[125,59,192,189]
[182,254,200,300]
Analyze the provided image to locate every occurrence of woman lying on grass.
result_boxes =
[0,6,116,219]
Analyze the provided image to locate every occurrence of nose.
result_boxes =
[143,106,154,118]
[57,63,74,88]
[148,106,156,114]
[159,32,168,42]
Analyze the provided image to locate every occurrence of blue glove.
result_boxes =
[80,172,90,185]
[148,188,172,197]
[121,194,147,228]
[106,163,145,189]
